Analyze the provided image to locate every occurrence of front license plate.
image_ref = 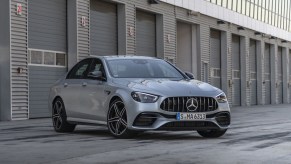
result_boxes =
[176,112,206,121]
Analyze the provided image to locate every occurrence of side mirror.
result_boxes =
[185,72,195,79]
[88,71,106,81]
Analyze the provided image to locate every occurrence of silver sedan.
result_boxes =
[49,56,230,138]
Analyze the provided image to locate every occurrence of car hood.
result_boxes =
[111,78,222,97]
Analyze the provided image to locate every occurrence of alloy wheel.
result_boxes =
[108,100,128,136]
[52,100,63,130]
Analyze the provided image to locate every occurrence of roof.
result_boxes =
[90,55,159,60]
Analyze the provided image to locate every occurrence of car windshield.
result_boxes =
[106,58,185,79]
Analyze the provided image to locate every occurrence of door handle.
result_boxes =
[82,82,87,87]
[64,83,68,87]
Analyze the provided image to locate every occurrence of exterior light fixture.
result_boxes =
[254,32,261,35]
[148,0,159,4]
[237,26,245,30]
[217,20,225,24]
[17,67,24,74]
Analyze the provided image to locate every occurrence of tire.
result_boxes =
[107,98,137,138]
[197,129,227,138]
[52,98,76,132]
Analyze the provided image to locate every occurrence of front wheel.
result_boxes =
[107,99,137,138]
[197,129,227,138]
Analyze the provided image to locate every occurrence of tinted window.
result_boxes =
[67,59,92,79]
[107,59,184,79]
[88,59,106,79]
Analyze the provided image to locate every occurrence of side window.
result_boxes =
[88,59,106,79]
[67,59,92,79]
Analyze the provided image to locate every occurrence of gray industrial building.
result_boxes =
[0,0,290,121]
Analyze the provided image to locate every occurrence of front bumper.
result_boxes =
[124,97,231,131]
[130,111,230,131]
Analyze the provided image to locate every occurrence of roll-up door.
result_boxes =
[29,66,67,118]
[136,10,156,57]
[176,22,198,77]
[231,35,241,106]
[28,0,67,118]
[90,0,117,56]
[249,39,257,105]
[264,44,271,104]
[177,22,192,72]
[210,30,221,89]
[28,0,67,52]
[277,47,283,103]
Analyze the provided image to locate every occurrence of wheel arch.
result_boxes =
[109,96,122,106]
[49,96,63,114]
[52,96,62,103]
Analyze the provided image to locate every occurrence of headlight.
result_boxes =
[131,92,159,103]
[216,93,227,103]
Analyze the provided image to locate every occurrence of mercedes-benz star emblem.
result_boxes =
[186,98,199,112]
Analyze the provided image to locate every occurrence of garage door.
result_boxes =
[136,10,156,57]
[29,66,67,118]
[90,0,117,56]
[231,35,241,106]
[177,22,192,73]
[264,44,271,104]
[249,39,257,105]
[210,30,221,89]
[277,47,283,104]
[28,0,67,118]
[176,22,198,77]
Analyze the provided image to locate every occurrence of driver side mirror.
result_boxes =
[185,72,195,79]
[88,71,106,81]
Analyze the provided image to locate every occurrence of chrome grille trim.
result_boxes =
[160,97,218,112]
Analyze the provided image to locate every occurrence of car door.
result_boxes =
[78,58,110,121]
[61,58,93,119]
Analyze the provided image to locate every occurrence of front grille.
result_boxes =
[160,97,218,112]
[158,121,218,130]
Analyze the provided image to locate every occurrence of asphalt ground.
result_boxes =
[0,104,291,164]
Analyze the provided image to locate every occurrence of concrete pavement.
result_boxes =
[0,104,291,164]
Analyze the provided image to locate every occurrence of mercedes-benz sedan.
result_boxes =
[49,56,230,138]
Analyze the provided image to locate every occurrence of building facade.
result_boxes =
[0,0,290,121]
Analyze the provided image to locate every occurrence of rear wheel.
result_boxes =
[52,98,76,132]
[107,99,137,138]
[197,129,227,138]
